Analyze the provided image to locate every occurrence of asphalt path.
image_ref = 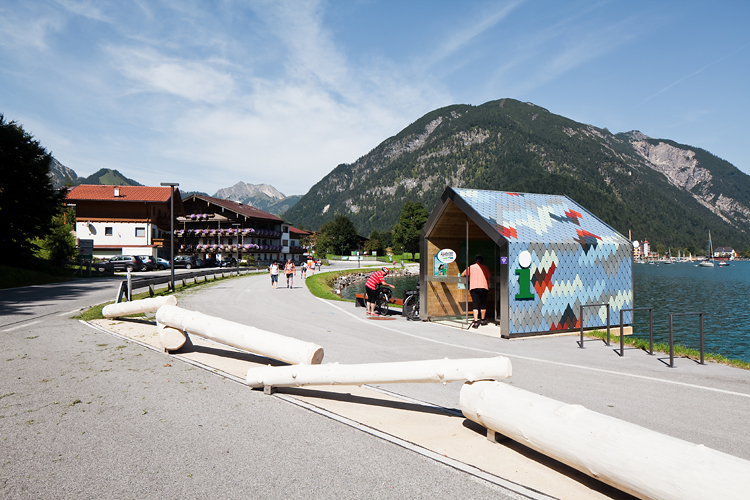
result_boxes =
[179,261,750,462]
[0,269,525,499]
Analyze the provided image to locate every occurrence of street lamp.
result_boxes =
[232,223,241,266]
[160,182,179,291]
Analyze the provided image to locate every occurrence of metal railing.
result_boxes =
[619,307,653,357]
[579,303,610,348]
[668,312,705,368]
[115,267,262,302]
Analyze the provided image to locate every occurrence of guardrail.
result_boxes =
[116,267,264,303]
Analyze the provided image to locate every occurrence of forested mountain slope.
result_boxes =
[285,98,750,252]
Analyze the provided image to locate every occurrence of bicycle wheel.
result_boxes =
[375,293,389,316]
[404,294,420,320]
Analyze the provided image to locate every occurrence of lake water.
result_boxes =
[633,261,750,362]
[341,262,750,362]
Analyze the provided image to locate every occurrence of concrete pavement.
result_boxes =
[2,264,749,498]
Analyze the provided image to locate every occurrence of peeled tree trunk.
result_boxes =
[102,295,177,318]
[460,381,750,500]
[157,323,187,351]
[246,356,511,388]
[155,305,324,365]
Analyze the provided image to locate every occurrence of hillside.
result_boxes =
[77,168,142,186]
[284,98,750,253]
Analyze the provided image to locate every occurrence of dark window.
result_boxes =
[105,227,113,236]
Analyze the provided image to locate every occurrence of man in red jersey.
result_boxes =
[365,266,395,316]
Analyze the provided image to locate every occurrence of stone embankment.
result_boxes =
[333,266,418,294]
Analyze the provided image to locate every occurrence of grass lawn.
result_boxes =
[586,329,749,370]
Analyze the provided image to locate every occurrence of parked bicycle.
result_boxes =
[375,285,392,316]
[403,287,420,321]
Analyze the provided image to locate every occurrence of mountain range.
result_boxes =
[283,98,750,252]
[49,164,300,216]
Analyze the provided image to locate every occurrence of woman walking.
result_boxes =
[269,260,279,289]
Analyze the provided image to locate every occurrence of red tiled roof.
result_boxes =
[289,226,311,236]
[186,194,283,222]
[66,185,178,202]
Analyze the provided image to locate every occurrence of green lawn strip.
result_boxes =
[304,268,404,309]
[586,330,750,370]
[73,271,253,321]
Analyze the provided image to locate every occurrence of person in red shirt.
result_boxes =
[461,255,491,328]
[365,266,395,316]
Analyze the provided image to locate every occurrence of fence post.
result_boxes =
[669,314,675,368]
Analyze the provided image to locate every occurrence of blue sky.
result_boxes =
[2,1,748,196]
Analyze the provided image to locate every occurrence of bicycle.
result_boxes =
[374,285,392,316]
[403,289,420,321]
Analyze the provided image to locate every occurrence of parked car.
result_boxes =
[220,258,237,268]
[202,258,219,268]
[155,257,170,270]
[98,255,145,272]
[137,255,157,271]
[173,255,198,269]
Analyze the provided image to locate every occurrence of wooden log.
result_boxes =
[155,305,324,365]
[157,323,187,351]
[246,356,511,388]
[102,295,177,318]
[460,381,750,500]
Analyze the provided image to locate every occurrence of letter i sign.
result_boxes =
[515,250,534,300]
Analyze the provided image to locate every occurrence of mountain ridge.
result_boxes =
[283,98,750,252]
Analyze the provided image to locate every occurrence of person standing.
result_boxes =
[365,266,395,316]
[269,260,279,289]
[461,255,491,328]
[284,258,295,288]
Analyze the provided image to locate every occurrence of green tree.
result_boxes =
[317,215,359,256]
[0,115,62,262]
[364,229,385,256]
[33,206,77,263]
[393,202,428,255]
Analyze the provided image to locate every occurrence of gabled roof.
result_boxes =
[66,184,178,202]
[432,187,629,246]
[289,226,311,236]
[185,194,283,222]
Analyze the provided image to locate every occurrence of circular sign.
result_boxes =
[436,249,456,264]
[518,250,532,269]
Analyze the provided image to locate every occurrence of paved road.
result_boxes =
[0,268,525,499]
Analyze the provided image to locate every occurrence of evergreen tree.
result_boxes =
[0,115,62,262]
[317,215,359,256]
[393,202,428,255]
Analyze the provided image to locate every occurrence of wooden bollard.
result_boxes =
[102,295,177,318]
[155,305,324,365]
[246,356,511,388]
[460,381,750,500]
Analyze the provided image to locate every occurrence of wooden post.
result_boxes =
[102,296,177,318]
[155,305,324,365]
[460,381,750,500]
[246,356,511,388]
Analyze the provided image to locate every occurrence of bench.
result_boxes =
[355,293,403,308]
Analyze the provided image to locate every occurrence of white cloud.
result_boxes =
[108,47,236,103]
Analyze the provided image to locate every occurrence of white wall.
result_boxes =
[76,221,156,258]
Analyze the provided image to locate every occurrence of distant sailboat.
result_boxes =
[699,231,715,267]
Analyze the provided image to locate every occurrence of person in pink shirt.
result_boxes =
[461,255,491,328]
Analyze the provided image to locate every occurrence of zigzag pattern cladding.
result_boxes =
[454,188,633,335]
